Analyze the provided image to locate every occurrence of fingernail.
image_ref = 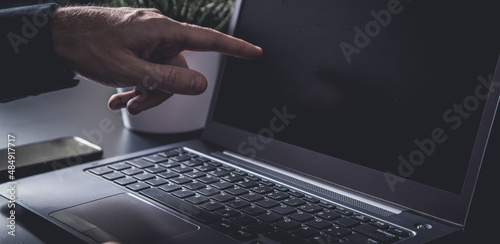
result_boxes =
[192,75,207,94]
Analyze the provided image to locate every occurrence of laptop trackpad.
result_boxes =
[50,193,198,244]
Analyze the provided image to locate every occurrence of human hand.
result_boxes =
[51,6,262,115]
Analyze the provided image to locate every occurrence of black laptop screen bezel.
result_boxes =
[202,0,500,226]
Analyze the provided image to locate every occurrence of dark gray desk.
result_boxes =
[0,76,201,156]
[1,76,498,243]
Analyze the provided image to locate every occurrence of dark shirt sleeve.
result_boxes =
[0,3,78,102]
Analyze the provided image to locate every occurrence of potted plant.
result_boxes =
[91,0,234,32]
[89,0,235,133]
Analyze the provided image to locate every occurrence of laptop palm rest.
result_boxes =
[50,193,198,244]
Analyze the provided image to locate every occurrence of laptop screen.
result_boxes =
[212,0,500,195]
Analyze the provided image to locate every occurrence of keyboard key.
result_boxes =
[114,177,136,186]
[239,192,264,202]
[183,160,203,167]
[195,164,217,172]
[126,158,154,169]
[126,182,150,191]
[226,199,251,209]
[260,180,274,187]
[157,171,179,179]
[258,212,283,223]
[184,182,206,190]
[292,226,320,238]
[334,217,360,228]
[255,199,280,209]
[231,215,257,226]
[89,166,113,175]
[171,165,193,174]
[229,229,258,242]
[211,181,233,190]
[315,210,342,221]
[200,201,224,211]
[353,224,398,243]
[288,191,305,198]
[282,197,306,207]
[237,180,259,188]
[171,154,192,162]
[102,172,125,180]
[371,220,390,229]
[274,185,289,192]
[245,175,261,181]
[211,193,235,203]
[303,195,320,203]
[170,176,192,185]
[145,177,169,186]
[186,195,210,205]
[184,170,206,178]
[210,220,240,234]
[197,187,220,196]
[133,172,156,181]
[216,208,241,218]
[251,186,274,194]
[306,218,332,230]
[197,175,220,184]
[319,201,337,210]
[140,188,220,224]
[271,204,296,215]
[144,165,167,174]
[222,174,244,183]
[289,212,314,222]
[335,207,354,216]
[159,150,179,158]
[210,169,230,177]
[108,162,131,171]
[225,187,248,196]
[159,161,181,168]
[324,225,352,238]
[159,184,182,192]
[241,206,267,216]
[298,203,323,214]
[121,168,143,176]
[388,227,412,237]
[172,189,196,199]
[142,154,168,163]
[220,165,235,172]
[266,191,289,201]
[275,219,301,230]
[353,214,371,223]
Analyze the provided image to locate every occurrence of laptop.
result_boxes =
[2,0,500,243]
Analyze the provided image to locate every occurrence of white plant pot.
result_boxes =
[118,51,221,133]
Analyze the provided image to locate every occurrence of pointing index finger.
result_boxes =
[176,22,262,60]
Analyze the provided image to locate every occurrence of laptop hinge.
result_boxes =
[219,150,405,216]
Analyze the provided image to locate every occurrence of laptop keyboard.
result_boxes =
[88,148,413,243]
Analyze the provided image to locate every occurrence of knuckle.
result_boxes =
[159,66,182,93]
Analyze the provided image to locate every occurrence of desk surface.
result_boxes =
[0,77,201,156]
[0,77,498,243]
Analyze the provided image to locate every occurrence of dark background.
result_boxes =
[1,0,498,243]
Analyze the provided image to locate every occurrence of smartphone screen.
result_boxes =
[0,137,102,181]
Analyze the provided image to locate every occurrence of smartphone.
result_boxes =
[1,136,102,182]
